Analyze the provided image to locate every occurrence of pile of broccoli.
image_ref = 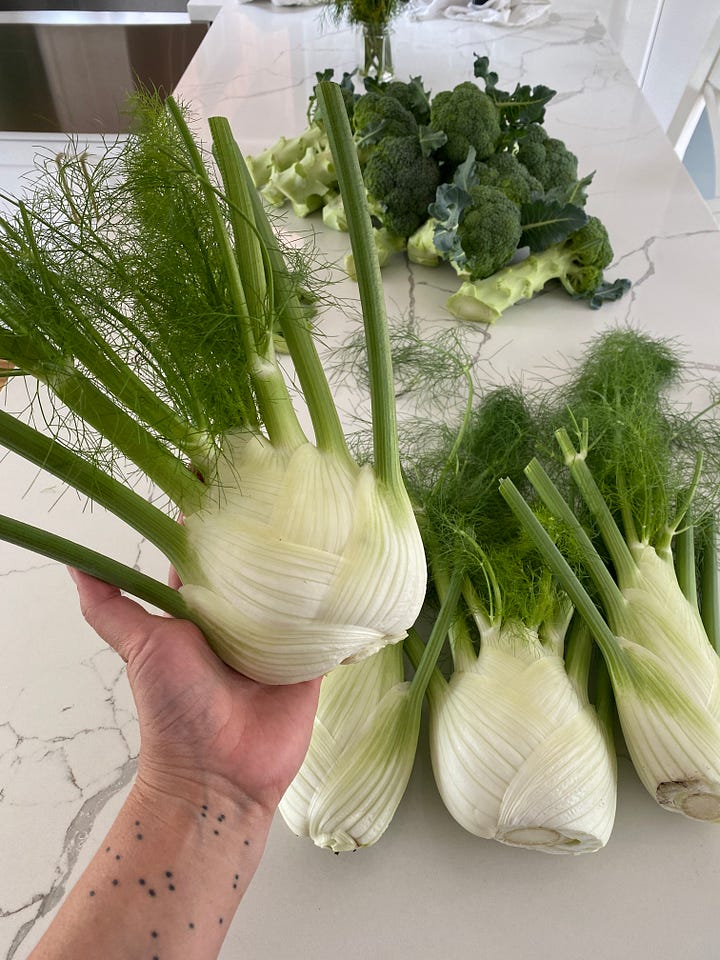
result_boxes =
[246,58,629,322]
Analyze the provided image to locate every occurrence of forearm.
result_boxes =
[29,776,273,960]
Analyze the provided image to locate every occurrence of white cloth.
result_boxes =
[408,0,550,25]
[236,0,322,6]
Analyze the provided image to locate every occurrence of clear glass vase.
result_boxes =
[358,22,394,82]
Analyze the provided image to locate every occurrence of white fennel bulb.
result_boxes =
[306,680,420,852]
[178,433,427,684]
[611,548,720,820]
[430,623,617,854]
[620,544,720,712]
[278,572,464,851]
[279,642,405,838]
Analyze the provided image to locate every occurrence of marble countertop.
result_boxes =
[2,5,720,959]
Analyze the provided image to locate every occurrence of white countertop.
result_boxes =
[3,5,720,960]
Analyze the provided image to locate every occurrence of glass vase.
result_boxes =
[358,22,394,82]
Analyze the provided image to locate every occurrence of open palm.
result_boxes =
[69,569,321,813]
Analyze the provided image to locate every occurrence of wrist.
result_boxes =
[131,766,276,842]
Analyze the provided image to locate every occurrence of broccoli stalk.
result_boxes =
[246,122,328,189]
[345,228,407,278]
[407,217,442,267]
[446,216,630,322]
[321,191,348,231]
[265,145,337,216]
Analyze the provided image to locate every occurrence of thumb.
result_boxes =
[68,567,157,663]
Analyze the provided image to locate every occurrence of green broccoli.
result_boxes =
[363,134,441,238]
[455,185,523,280]
[474,151,543,205]
[364,76,432,125]
[352,92,418,149]
[446,215,629,322]
[429,82,501,168]
[515,123,579,198]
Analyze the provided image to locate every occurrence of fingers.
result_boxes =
[67,567,155,663]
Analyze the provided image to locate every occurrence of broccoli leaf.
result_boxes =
[473,55,499,92]
[428,182,470,261]
[452,146,479,192]
[546,171,596,207]
[354,117,391,148]
[474,53,556,133]
[519,199,588,252]
[418,125,448,158]
[582,277,632,308]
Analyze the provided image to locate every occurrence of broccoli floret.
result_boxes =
[366,77,432,125]
[455,185,522,281]
[352,93,418,148]
[542,138,579,195]
[514,123,547,180]
[515,123,579,198]
[474,151,543,205]
[363,135,441,238]
[446,215,628,322]
[429,82,500,168]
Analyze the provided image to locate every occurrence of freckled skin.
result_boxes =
[26,569,320,960]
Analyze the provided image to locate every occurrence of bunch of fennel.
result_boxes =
[0,85,426,684]
[501,328,720,821]
[403,385,617,853]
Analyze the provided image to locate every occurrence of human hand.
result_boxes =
[68,568,321,817]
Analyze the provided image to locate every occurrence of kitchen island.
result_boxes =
[2,4,720,959]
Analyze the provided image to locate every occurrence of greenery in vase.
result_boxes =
[325,0,405,28]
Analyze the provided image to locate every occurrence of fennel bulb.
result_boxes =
[179,435,425,683]
[429,623,616,853]
[279,643,406,840]
[501,327,720,821]
[396,383,617,851]
[599,543,720,819]
[279,572,463,851]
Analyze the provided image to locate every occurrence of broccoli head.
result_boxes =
[557,215,613,295]
[514,123,547,179]
[542,138,579,196]
[429,82,501,168]
[474,151,544,205]
[366,77,432,125]
[456,184,522,280]
[516,123,579,198]
[352,92,418,147]
[363,135,441,238]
